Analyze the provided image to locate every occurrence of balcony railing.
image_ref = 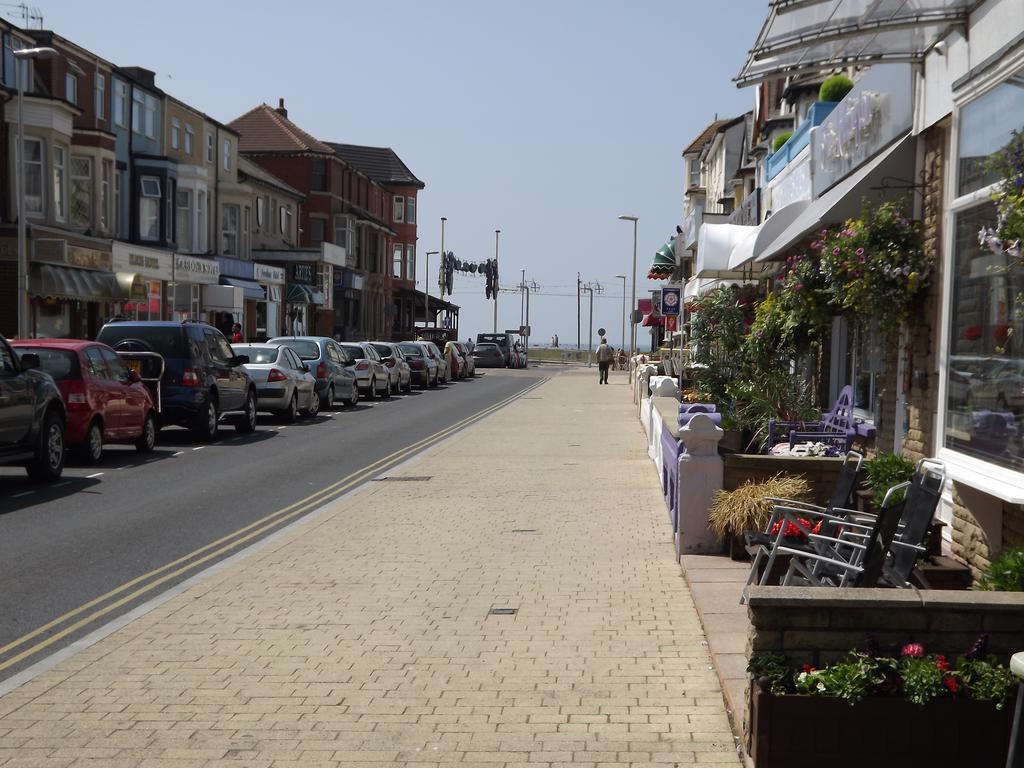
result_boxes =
[765,101,837,182]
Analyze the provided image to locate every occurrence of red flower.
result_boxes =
[801,664,816,674]
[943,676,959,694]
[935,655,950,671]
[770,517,814,539]
[901,643,925,658]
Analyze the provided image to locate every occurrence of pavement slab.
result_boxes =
[0,369,740,766]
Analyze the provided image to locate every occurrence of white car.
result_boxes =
[231,343,319,422]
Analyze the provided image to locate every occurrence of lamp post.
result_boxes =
[436,216,446,328]
[493,229,500,333]
[14,47,84,338]
[423,250,438,329]
[615,274,626,353]
[618,214,639,358]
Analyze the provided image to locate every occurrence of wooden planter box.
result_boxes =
[748,682,1015,768]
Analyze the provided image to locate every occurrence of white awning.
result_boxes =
[735,0,972,87]
[757,132,915,263]
[694,223,758,279]
[684,277,747,299]
[727,200,811,271]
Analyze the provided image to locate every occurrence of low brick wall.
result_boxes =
[724,454,845,507]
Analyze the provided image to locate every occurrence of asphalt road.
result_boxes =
[0,367,550,682]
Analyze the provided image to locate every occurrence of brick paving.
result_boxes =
[0,368,739,767]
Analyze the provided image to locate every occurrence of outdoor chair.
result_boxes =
[764,384,855,453]
[740,450,863,599]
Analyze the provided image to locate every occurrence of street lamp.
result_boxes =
[424,250,438,329]
[617,215,638,358]
[615,274,627,352]
[493,229,500,333]
[14,47,85,338]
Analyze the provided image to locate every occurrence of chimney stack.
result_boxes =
[276,98,287,119]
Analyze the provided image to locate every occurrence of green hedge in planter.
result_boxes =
[819,74,854,102]
[772,131,793,153]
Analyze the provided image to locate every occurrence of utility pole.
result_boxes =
[582,281,603,367]
[520,268,525,328]
[493,229,500,333]
[576,272,581,353]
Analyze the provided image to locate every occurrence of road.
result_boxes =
[0,367,549,683]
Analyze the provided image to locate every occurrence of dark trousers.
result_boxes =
[598,361,610,383]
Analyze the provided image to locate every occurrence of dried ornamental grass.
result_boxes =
[707,473,812,537]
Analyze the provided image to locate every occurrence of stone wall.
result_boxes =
[723,454,845,507]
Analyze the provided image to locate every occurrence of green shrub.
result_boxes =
[864,453,916,507]
[772,131,793,153]
[819,74,854,102]
[978,547,1024,591]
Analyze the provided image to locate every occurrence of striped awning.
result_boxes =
[30,264,121,301]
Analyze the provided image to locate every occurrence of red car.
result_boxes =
[11,339,157,463]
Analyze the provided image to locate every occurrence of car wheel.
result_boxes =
[303,388,320,417]
[404,377,412,393]
[236,389,257,433]
[26,410,65,482]
[320,385,334,412]
[348,384,359,407]
[135,414,157,453]
[284,392,298,423]
[383,375,392,399]
[366,378,377,400]
[191,398,218,441]
[79,419,104,464]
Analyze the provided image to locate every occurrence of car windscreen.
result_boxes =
[275,340,320,360]
[233,346,278,364]
[477,334,508,347]
[475,344,499,352]
[399,344,423,357]
[96,325,186,358]
[340,344,365,359]
[370,344,392,358]
[16,348,79,380]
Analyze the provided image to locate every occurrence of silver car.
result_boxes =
[423,341,449,384]
[339,342,390,399]
[232,343,318,422]
[370,342,413,394]
[399,341,438,388]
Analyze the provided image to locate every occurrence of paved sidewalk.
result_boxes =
[0,368,739,767]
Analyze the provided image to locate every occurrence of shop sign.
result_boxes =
[291,263,315,284]
[661,286,681,317]
[112,243,173,280]
[319,264,333,311]
[174,254,221,284]
[811,63,912,197]
[253,263,285,284]
[34,239,113,271]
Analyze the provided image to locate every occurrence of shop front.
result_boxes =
[284,262,323,336]
[27,236,117,339]
[111,242,173,323]
[216,257,266,342]
[171,254,221,323]
[253,263,286,341]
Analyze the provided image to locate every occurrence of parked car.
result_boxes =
[424,341,449,383]
[11,339,157,462]
[370,342,413,393]
[473,342,505,369]
[454,341,475,378]
[232,343,319,421]
[965,358,1024,413]
[444,341,466,380]
[476,332,515,367]
[339,342,390,399]
[0,334,67,481]
[96,320,256,440]
[269,336,359,410]
[398,341,438,388]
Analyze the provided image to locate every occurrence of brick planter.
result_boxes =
[748,682,1015,768]
[723,454,845,507]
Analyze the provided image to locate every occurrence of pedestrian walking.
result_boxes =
[230,323,244,343]
[596,337,612,384]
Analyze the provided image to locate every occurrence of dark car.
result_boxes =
[96,321,256,440]
[476,332,514,367]
[268,336,360,410]
[473,342,505,368]
[0,334,67,481]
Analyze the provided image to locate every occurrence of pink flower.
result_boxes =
[901,643,925,658]
[832,247,840,255]
[855,248,865,256]
[792,283,803,292]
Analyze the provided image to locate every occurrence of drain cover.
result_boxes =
[489,607,518,616]
[374,476,433,482]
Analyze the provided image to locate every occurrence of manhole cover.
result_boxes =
[488,607,518,616]
[374,476,433,482]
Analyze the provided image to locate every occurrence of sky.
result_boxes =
[32,0,765,350]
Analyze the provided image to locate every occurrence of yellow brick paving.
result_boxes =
[0,369,740,767]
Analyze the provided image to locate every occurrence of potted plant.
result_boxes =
[979,547,1024,591]
[819,73,854,103]
[861,452,916,512]
[747,636,1018,768]
[707,473,811,561]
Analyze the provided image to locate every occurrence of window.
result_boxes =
[144,94,157,139]
[114,169,122,236]
[197,190,207,251]
[69,155,92,229]
[309,217,325,247]
[139,176,160,241]
[406,244,415,282]
[280,205,293,240]
[52,146,67,222]
[334,214,351,250]
[184,124,193,155]
[100,347,129,382]
[406,196,415,224]
[689,158,701,188]
[256,196,266,229]
[176,188,192,251]
[94,73,104,119]
[220,204,239,255]
[84,347,109,379]
[165,179,173,246]
[170,117,180,150]
[392,244,403,278]
[100,160,111,232]
[242,206,251,258]
[957,74,1024,197]
[311,158,326,191]
[113,80,127,128]
[393,195,404,223]
[65,72,77,104]
[23,137,43,215]
[223,138,231,171]
[205,131,214,163]
[131,89,143,133]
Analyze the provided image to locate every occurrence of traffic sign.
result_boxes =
[597,327,606,336]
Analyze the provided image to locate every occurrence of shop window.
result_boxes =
[176,188,193,251]
[845,321,883,420]
[23,137,43,216]
[70,155,92,229]
[406,245,415,282]
[393,195,404,223]
[139,176,160,241]
[406,196,415,224]
[52,146,67,222]
[392,244,403,278]
[220,203,239,255]
[958,65,1024,196]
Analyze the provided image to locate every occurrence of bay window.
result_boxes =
[309,217,325,247]
[279,205,293,241]
[393,195,404,223]
[334,214,352,250]
[23,137,43,216]
[406,196,415,224]
[139,176,160,241]
[69,155,92,229]
[406,244,415,281]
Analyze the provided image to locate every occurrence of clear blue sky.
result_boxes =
[37,0,764,350]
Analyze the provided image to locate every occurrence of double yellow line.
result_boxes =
[0,376,548,674]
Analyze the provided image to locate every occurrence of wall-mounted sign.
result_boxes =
[253,263,285,284]
[290,263,315,284]
[112,243,173,280]
[661,286,681,317]
[174,254,221,284]
[34,239,113,271]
